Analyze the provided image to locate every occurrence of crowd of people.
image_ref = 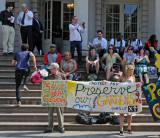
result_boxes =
[0,2,159,136]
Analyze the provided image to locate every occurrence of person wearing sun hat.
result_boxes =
[44,63,66,133]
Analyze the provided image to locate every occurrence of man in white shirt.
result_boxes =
[17,3,33,51]
[69,16,85,65]
[125,33,143,53]
[110,33,125,57]
[93,30,107,58]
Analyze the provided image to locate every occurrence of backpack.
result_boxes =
[75,112,98,124]
[110,116,120,125]
[96,112,112,124]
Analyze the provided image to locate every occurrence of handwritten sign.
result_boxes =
[41,80,67,107]
[142,81,160,122]
[67,81,142,114]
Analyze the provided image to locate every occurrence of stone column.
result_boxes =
[155,0,160,49]
[74,0,89,51]
[0,0,6,53]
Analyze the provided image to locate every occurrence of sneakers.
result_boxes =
[59,129,65,133]
[23,85,29,92]
[44,129,53,133]
[15,101,21,107]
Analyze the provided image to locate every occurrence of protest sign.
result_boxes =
[142,81,160,122]
[67,81,142,114]
[41,80,67,107]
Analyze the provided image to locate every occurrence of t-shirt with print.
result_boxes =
[47,53,58,63]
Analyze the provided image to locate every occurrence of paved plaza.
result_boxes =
[0,131,160,138]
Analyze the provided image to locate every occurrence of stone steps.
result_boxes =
[0,113,155,123]
[0,122,159,131]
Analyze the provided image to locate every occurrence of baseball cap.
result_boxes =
[50,44,56,48]
[47,63,59,69]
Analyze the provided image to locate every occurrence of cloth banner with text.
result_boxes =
[42,80,142,114]
[142,81,160,122]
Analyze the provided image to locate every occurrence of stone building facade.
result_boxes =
[0,0,160,54]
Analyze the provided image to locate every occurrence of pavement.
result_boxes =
[0,131,160,138]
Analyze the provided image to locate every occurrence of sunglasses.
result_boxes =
[128,49,133,51]
[109,48,113,50]
[128,68,134,71]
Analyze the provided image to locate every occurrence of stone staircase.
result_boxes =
[0,54,160,131]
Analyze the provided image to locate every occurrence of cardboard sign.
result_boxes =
[142,81,160,122]
[41,80,67,107]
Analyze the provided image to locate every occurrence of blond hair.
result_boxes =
[123,64,135,79]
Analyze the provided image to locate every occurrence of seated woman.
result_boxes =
[108,63,123,82]
[144,34,158,57]
[101,45,122,80]
[118,64,135,136]
[123,46,137,65]
[60,52,77,80]
[86,47,99,75]
[136,47,150,84]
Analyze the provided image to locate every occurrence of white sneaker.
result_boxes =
[15,101,21,107]
[23,85,29,92]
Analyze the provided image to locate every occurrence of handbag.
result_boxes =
[73,72,81,81]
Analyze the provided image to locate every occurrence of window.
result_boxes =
[63,3,74,40]
[44,1,51,39]
[106,5,120,41]
[124,5,138,40]
[104,2,140,41]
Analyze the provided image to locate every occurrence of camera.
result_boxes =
[82,22,85,26]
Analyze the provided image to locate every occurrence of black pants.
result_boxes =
[20,26,33,51]
[70,41,82,63]
[32,35,43,54]
[15,69,30,102]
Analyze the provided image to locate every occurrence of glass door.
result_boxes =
[104,0,140,41]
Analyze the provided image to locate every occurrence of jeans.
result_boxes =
[15,69,30,102]
[67,74,74,80]
[70,41,82,63]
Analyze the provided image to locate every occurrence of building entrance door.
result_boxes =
[103,0,141,41]
[41,0,74,54]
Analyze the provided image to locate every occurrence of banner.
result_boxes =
[142,81,160,122]
[67,81,142,114]
[41,80,142,114]
[41,80,67,107]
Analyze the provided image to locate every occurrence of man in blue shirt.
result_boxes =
[12,44,37,106]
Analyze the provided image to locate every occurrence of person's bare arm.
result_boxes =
[12,60,17,66]
[30,52,37,71]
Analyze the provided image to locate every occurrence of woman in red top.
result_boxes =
[144,34,158,57]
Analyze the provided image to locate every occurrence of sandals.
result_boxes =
[128,129,133,134]
[120,131,124,136]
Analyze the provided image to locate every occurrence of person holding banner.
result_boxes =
[118,64,135,136]
[44,63,66,133]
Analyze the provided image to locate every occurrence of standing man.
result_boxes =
[0,2,15,55]
[69,16,85,65]
[17,3,33,51]
[12,44,37,106]
[32,12,44,54]
[52,25,62,54]
[93,30,107,58]
[44,63,66,133]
